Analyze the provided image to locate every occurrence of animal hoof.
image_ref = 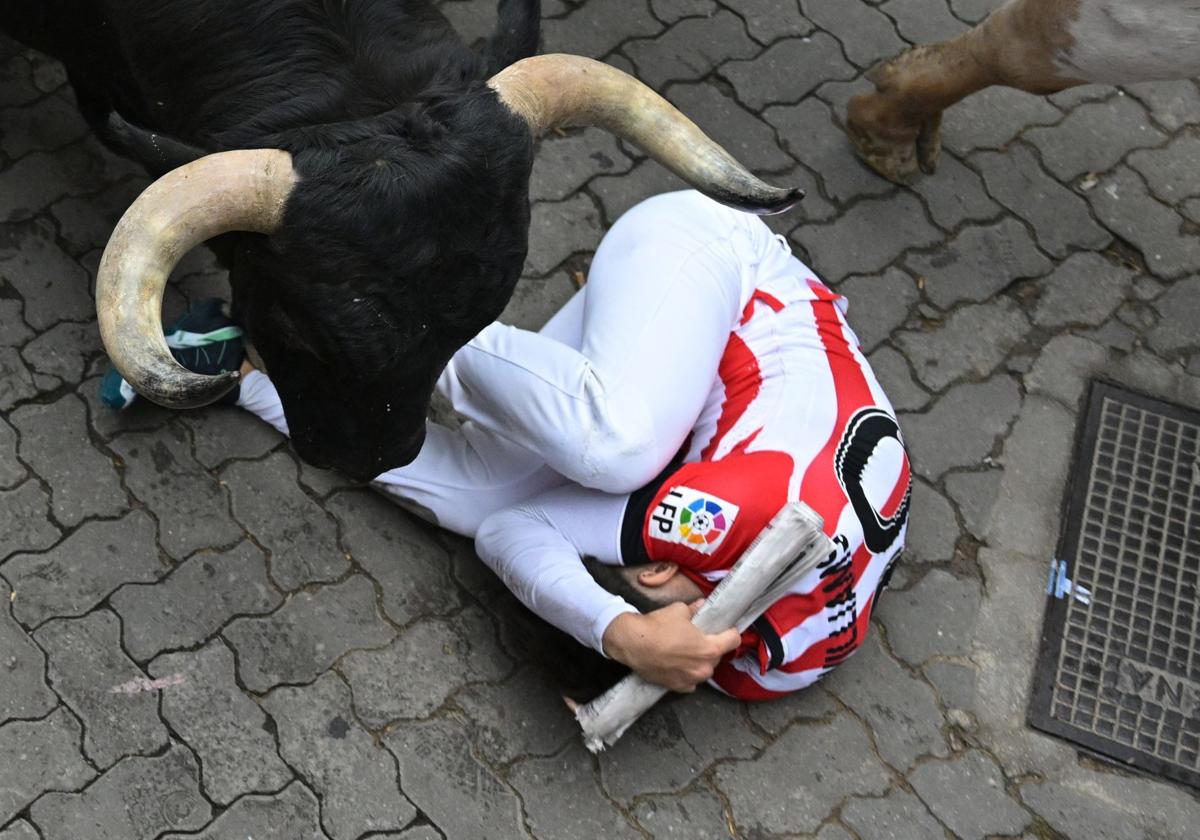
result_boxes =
[916,114,943,175]
[845,93,919,182]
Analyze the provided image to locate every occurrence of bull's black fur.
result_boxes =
[1,0,542,479]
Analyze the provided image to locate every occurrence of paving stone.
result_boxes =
[0,579,56,722]
[598,690,762,799]
[0,299,33,348]
[0,220,91,328]
[765,162,838,227]
[530,129,634,203]
[19,321,100,387]
[30,744,211,840]
[0,707,94,826]
[868,345,930,412]
[720,34,854,110]
[875,569,981,664]
[904,151,1002,231]
[592,158,689,222]
[923,659,979,713]
[904,477,958,563]
[161,781,325,840]
[0,347,36,410]
[841,788,945,840]
[384,714,528,840]
[543,0,661,58]
[721,0,812,44]
[183,406,282,469]
[765,97,895,205]
[881,0,968,43]
[794,192,940,282]
[376,829,441,840]
[222,451,349,590]
[111,540,281,662]
[0,416,22,489]
[714,712,889,835]
[499,272,577,332]
[437,0,495,44]
[895,298,1030,391]
[971,145,1111,259]
[651,0,717,24]
[1025,96,1165,182]
[109,425,242,561]
[263,672,415,839]
[623,11,758,89]
[295,464,360,504]
[635,787,734,838]
[1124,79,1200,131]
[1147,275,1200,355]
[1020,762,1200,840]
[907,218,1050,310]
[666,80,795,172]
[1127,133,1200,203]
[457,666,577,764]
[77,374,173,439]
[1031,252,1134,329]
[909,750,1028,839]
[838,268,919,352]
[745,684,838,735]
[10,394,125,527]
[326,490,463,624]
[1082,315,1138,350]
[800,0,904,69]
[224,575,392,692]
[824,632,948,770]
[900,374,1021,478]
[341,607,511,726]
[0,481,60,562]
[1184,196,1200,224]
[34,610,168,768]
[943,469,1001,541]
[969,547,1080,776]
[984,395,1075,560]
[3,510,162,627]
[0,152,79,223]
[942,87,1062,156]
[0,820,38,840]
[1087,166,1200,279]
[0,96,88,160]
[151,641,292,805]
[524,193,603,276]
[948,0,1008,23]
[511,742,643,839]
[48,178,146,257]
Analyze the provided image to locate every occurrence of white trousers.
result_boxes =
[237,191,801,537]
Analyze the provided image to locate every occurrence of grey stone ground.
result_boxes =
[2,0,1200,837]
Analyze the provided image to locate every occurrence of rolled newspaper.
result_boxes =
[575,500,831,752]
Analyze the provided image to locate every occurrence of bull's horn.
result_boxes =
[96,149,296,408]
[487,54,803,215]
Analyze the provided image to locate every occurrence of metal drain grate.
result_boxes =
[1028,381,1200,789]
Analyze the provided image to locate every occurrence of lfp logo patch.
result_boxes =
[649,486,739,554]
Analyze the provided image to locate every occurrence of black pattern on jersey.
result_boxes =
[834,407,910,554]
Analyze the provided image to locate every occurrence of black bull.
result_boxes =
[1,0,799,481]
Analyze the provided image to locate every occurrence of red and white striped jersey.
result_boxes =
[620,272,912,700]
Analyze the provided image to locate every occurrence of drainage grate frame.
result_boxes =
[1028,380,1200,790]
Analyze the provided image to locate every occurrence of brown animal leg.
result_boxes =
[846,0,1087,181]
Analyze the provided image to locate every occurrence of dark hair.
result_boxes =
[582,557,671,614]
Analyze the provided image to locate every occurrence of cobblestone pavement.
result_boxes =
[3,1,1200,838]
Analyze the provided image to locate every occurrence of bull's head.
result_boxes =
[96,56,802,480]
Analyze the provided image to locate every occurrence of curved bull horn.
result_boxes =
[96,149,296,408]
[488,54,803,215]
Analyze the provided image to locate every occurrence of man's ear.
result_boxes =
[636,562,680,588]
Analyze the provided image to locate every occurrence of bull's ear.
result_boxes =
[101,111,211,176]
[483,0,542,75]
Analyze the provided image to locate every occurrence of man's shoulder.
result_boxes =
[632,451,795,572]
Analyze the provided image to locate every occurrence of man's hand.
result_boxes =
[602,600,741,693]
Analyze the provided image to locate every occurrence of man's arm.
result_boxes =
[474,485,739,692]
